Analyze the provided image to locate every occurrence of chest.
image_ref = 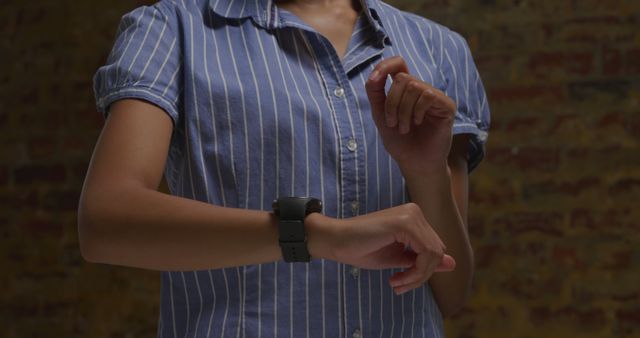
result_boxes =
[170,10,448,209]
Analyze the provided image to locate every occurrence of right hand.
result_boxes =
[307,203,455,294]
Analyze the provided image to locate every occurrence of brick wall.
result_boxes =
[397,0,640,337]
[1,0,638,337]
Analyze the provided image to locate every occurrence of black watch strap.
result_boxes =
[272,197,322,263]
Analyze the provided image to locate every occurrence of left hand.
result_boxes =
[365,56,456,174]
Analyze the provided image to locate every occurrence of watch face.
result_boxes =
[273,197,323,215]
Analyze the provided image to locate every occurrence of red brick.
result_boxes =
[602,46,622,76]
[0,110,7,128]
[531,306,607,329]
[467,215,485,237]
[565,15,622,26]
[548,113,580,133]
[474,243,503,268]
[616,308,640,329]
[474,53,514,71]
[28,136,58,160]
[559,307,607,328]
[418,0,452,13]
[500,273,564,300]
[529,306,552,326]
[609,178,640,196]
[13,164,66,185]
[612,295,640,304]
[42,189,80,211]
[602,250,633,270]
[625,48,640,75]
[69,162,90,187]
[568,80,630,101]
[564,145,640,172]
[469,179,517,206]
[0,190,39,210]
[522,177,601,199]
[551,246,585,270]
[487,146,560,172]
[565,53,594,75]
[628,111,640,138]
[505,116,541,133]
[570,208,636,231]
[488,85,567,104]
[527,51,595,78]
[0,165,7,185]
[561,15,631,44]
[20,217,63,238]
[597,111,626,128]
[494,211,565,236]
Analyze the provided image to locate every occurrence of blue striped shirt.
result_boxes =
[93,0,490,337]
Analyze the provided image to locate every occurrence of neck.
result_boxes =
[275,0,362,10]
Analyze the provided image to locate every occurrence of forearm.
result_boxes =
[78,184,331,271]
[403,166,474,317]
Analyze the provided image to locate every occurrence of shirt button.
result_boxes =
[346,138,358,152]
[350,266,360,279]
[334,87,345,98]
[352,328,362,338]
[351,200,360,215]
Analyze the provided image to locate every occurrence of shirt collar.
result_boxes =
[208,0,388,40]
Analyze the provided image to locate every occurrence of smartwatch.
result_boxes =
[272,197,323,262]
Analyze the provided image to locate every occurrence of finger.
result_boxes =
[396,76,424,134]
[392,255,454,295]
[393,279,426,295]
[370,55,410,82]
[388,266,419,288]
[426,90,457,120]
[384,72,411,128]
[434,254,456,272]
[388,250,441,288]
[364,242,417,269]
[365,71,388,130]
[413,89,436,126]
[365,56,410,128]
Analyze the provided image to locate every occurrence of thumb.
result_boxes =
[434,254,456,272]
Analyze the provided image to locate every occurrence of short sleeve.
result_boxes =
[93,2,182,125]
[440,31,491,173]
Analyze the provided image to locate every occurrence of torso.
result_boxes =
[125,0,479,336]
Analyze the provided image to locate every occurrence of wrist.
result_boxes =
[402,163,450,185]
[305,212,339,261]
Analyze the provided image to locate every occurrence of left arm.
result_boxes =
[366,55,483,317]
[403,134,473,317]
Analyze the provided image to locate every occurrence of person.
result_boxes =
[78,0,490,336]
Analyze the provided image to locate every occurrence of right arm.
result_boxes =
[78,99,452,287]
[78,99,317,271]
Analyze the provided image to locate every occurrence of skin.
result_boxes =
[365,56,474,316]
[78,0,473,318]
[276,0,361,60]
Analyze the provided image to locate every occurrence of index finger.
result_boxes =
[366,56,410,127]
[367,55,410,85]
